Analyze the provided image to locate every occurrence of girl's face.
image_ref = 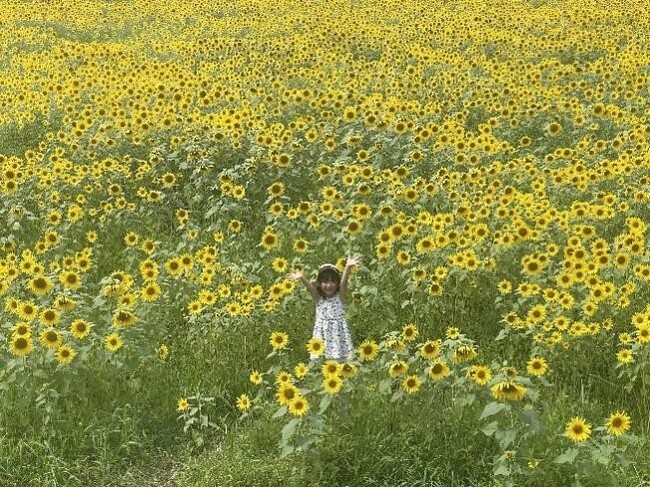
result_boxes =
[319,277,338,297]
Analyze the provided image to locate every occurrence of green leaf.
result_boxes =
[495,429,517,449]
[493,463,511,477]
[272,406,287,419]
[480,401,507,420]
[592,444,616,465]
[553,447,579,464]
[378,378,392,394]
[494,328,509,341]
[319,394,332,414]
[481,420,499,437]
[519,408,541,432]
[455,393,476,407]
[281,418,301,441]
[279,443,294,459]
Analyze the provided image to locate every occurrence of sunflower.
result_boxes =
[141,282,162,302]
[11,322,31,338]
[10,335,33,357]
[401,323,419,342]
[428,360,450,381]
[323,375,343,395]
[28,275,53,296]
[276,383,300,406]
[40,328,62,349]
[453,344,477,363]
[249,370,263,385]
[39,308,61,327]
[322,360,342,378]
[159,344,169,360]
[17,301,38,322]
[276,370,293,385]
[70,319,91,339]
[271,257,288,273]
[269,331,289,350]
[112,309,137,328]
[56,344,76,365]
[420,340,442,360]
[104,333,123,352]
[177,398,190,412]
[402,375,422,394]
[388,360,409,378]
[288,396,309,417]
[565,417,591,442]
[165,258,182,277]
[236,394,252,412]
[491,381,526,401]
[53,295,76,312]
[358,340,379,361]
[467,365,492,386]
[526,357,549,377]
[341,363,358,379]
[616,349,633,364]
[260,230,279,251]
[294,362,309,379]
[59,270,81,290]
[606,411,631,436]
[307,337,325,357]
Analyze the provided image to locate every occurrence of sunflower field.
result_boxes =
[1,0,649,485]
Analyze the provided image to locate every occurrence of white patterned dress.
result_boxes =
[311,294,354,361]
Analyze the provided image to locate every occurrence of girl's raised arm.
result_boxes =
[339,256,361,303]
[287,270,320,301]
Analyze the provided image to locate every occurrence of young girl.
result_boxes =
[288,256,362,362]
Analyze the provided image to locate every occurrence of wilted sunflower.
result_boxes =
[112,309,137,328]
[453,344,477,363]
[491,381,526,401]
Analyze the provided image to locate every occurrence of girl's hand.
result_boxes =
[287,270,303,281]
[346,255,362,268]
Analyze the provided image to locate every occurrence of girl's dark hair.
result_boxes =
[315,266,341,297]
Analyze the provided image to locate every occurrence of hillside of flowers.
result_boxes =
[0,0,649,485]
